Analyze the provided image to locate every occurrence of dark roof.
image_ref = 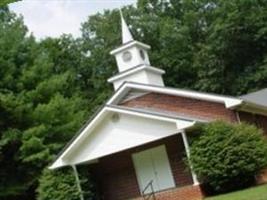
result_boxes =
[241,88,267,107]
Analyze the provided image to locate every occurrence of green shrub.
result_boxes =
[189,121,267,193]
[37,167,95,200]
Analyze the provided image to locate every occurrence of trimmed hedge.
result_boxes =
[189,121,267,193]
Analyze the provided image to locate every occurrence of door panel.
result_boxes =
[152,145,175,190]
[132,145,175,193]
[132,149,157,193]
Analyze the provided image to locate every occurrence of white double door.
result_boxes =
[132,145,175,194]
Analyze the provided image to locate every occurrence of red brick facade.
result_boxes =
[90,135,197,200]
[121,93,238,122]
[238,111,267,182]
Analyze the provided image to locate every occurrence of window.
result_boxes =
[132,145,175,194]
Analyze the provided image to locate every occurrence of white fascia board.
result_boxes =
[110,41,151,55]
[107,65,165,83]
[107,82,243,108]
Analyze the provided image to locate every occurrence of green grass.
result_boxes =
[205,184,267,200]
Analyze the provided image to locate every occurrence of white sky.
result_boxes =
[10,0,136,39]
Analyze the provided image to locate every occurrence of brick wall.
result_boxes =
[121,93,237,122]
[90,135,194,200]
[238,111,267,136]
[238,111,267,183]
[133,185,203,200]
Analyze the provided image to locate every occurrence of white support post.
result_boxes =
[71,165,84,200]
[181,130,199,185]
[236,111,241,123]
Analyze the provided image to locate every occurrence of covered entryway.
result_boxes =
[50,105,201,200]
[90,134,198,200]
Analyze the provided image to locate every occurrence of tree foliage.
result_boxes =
[190,121,267,193]
[0,0,21,6]
[0,8,89,200]
[37,169,82,200]
[80,0,267,95]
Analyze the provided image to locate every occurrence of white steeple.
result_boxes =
[108,10,165,90]
[120,10,133,44]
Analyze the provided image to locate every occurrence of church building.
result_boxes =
[50,12,267,200]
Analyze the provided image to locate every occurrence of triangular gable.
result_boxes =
[49,105,196,169]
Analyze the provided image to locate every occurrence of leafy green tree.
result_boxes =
[0,0,21,6]
[190,121,267,193]
[78,0,267,105]
[0,8,89,200]
[188,0,267,95]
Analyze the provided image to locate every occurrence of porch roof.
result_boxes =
[49,105,199,169]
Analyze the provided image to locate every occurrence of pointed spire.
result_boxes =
[120,9,134,44]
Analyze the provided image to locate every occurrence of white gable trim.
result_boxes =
[107,82,243,108]
[49,105,196,169]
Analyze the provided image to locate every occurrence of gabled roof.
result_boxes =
[241,88,267,108]
[50,82,267,170]
[107,82,243,108]
[49,104,197,169]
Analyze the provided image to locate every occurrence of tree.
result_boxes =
[189,121,267,193]
[0,8,89,200]
[80,0,267,96]
[0,0,21,6]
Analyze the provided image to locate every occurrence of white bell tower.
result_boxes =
[108,11,165,90]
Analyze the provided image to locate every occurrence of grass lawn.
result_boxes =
[205,184,267,200]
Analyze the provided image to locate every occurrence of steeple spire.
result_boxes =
[108,10,165,90]
[120,9,134,44]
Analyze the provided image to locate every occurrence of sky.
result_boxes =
[10,0,136,39]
